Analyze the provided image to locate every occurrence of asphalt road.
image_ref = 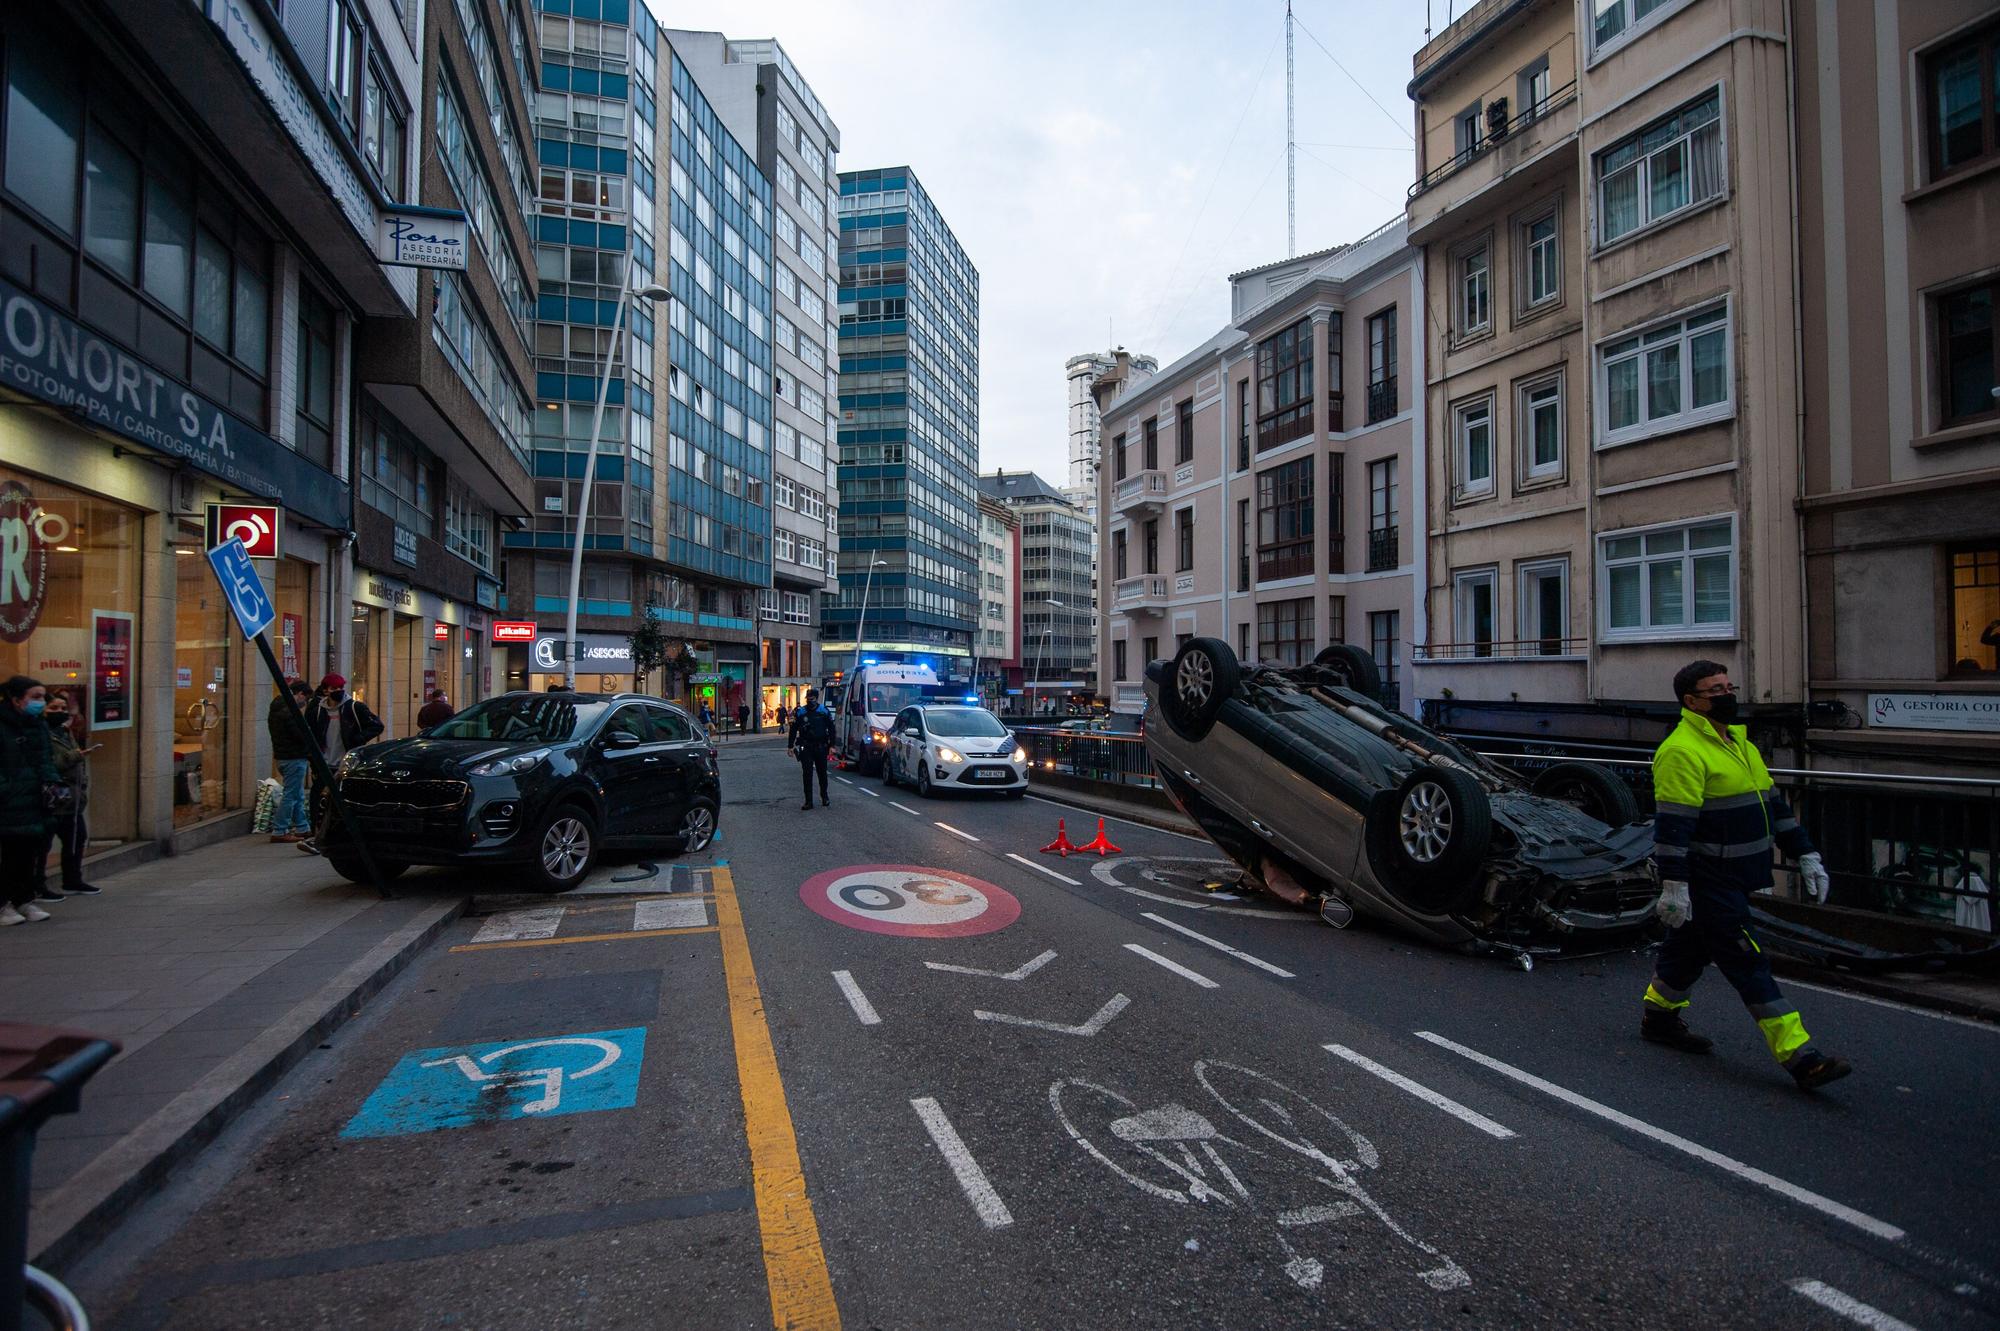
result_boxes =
[69,742,2000,1329]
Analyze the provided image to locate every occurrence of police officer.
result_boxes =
[788,689,835,811]
[1642,660,1850,1090]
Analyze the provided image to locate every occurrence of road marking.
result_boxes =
[1025,793,1212,842]
[1322,1044,1517,1141]
[1006,851,1081,885]
[634,898,709,931]
[1124,943,1218,989]
[343,1028,646,1137]
[927,949,1057,981]
[831,970,881,1026]
[471,907,563,943]
[857,786,881,798]
[976,992,1130,1037]
[451,925,718,953]
[836,775,854,785]
[1783,977,2000,1033]
[1788,1280,1922,1330]
[714,865,841,1328]
[911,1097,1014,1229]
[934,821,980,843]
[890,801,923,817]
[1140,912,1297,976]
[559,895,715,918]
[1414,1031,1905,1242]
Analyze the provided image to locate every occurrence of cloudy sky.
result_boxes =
[656,0,1439,487]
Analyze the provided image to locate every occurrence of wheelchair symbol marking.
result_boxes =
[342,1026,647,1137]
[419,1036,623,1116]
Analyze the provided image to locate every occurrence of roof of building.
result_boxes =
[977,470,1070,505]
[1228,242,1349,282]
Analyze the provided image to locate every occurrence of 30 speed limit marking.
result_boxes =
[799,865,1021,938]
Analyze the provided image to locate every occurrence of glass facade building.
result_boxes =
[828,166,980,675]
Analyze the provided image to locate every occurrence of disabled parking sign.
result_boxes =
[342,1026,647,1138]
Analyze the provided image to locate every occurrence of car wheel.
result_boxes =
[880,752,896,785]
[1531,761,1641,828]
[326,853,406,886]
[1162,637,1241,741]
[673,798,718,854]
[528,805,598,892]
[1313,644,1384,704]
[1372,765,1491,913]
[917,763,935,798]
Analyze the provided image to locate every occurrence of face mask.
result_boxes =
[1707,694,1739,725]
[23,699,45,717]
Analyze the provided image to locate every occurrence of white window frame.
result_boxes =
[1516,557,1570,651]
[1589,0,1696,61]
[1595,299,1733,448]
[1593,86,1724,246]
[1453,394,1496,501]
[1519,204,1560,311]
[1454,238,1492,339]
[1596,514,1737,643]
[1452,567,1499,653]
[1517,372,1565,483]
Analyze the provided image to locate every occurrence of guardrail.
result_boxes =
[1012,726,1161,792]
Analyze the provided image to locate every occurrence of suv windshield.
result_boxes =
[427,695,599,743]
[924,708,1007,738]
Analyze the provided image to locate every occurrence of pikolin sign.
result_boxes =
[0,481,54,644]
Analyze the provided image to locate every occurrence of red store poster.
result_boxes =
[92,610,134,730]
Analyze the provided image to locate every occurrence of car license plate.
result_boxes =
[972,769,1010,781]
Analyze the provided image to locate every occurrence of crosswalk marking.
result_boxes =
[634,898,710,931]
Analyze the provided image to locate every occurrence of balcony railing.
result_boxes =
[1366,526,1399,572]
[1328,389,1344,434]
[1113,470,1168,514]
[1113,575,1169,612]
[1413,636,1587,662]
[1366,378,1398,425]
[1408,81,1579,199]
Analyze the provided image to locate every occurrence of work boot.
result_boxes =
[1787,1049,1853,1090]
[801,800,813,811]
[1641,1007,1714,1053]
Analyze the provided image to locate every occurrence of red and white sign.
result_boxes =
[0,481,50,644]
[492,621,537,644]
[799,865,1020,938]
[205,503,281,558]
[433,621,450,641]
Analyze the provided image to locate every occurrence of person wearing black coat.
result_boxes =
[267,678,315,841]
[0,675,58,926]
[787,690,836,811]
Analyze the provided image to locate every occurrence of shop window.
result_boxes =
[1949,545,2000,675]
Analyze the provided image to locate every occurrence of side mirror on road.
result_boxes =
[602,730,645,750]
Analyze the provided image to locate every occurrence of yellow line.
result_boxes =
[449,925,719,953]
[713,864,841,1330]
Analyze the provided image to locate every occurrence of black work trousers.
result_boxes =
[799,750,830,804]
[37,805,86,890]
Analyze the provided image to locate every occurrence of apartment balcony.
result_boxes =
[1366,378,1398,425]
[1113,469,1168,517]
[1111,681,1148,715]
[1113,574,1170,616]
[1407,83,1579,243]
[1366,526,1400,572]
[1411,638,1589,708]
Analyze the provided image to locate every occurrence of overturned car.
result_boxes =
[1143,638,1660,964]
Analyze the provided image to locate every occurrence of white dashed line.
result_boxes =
[889,801,923,817]
[1323,1043,1516,1140]
[1006,852,1081,885]
[1140,912,1297,976]
[935,822,980,843]
[912,1096,1013,1229]
[1123,943,1218,989]
[1787,1280,1922,1331]
[1415,1031,1905,1242]
[831,970,881,1026]
[836,775,854,786]
[857,786,881,798]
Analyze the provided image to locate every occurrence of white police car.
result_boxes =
[882,704,1029,798]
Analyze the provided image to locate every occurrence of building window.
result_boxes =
[1453,568,1497,657]
[1455,242,1491,338]
[445,488,494,573]
[1951,545,2000,674]
[1175,507,1195,572]
[1143,418,1159,470]
[1177,398,1195,465]
[295,283,337,468]
[1328,595,1346,645]
[1599,516,1735,640]
[1518,558,1569,655]
[1236,498,1250,592]
[1142,636,1159,669]
[83,122,140,280]
[1455,102,1484,157]
[1522,208,1559,309]
[1366,307,1397,424]
[1518,55,1552,119]
[1114,528,1128,580]
[1257,317,1315,449]
[1592,0,1690,54]
[1927,20,2000,180]
[1367,457,1399,571]
[1939,279,1998,427]
[1113,639,1127,682]
[1454,396,1495,501]
[1369,611,1401,710]
[1327,451,1345,573]
[1596,89,1723,245]
[1236,379,1250,471]
[1112,431,1128,482]
[1239,622,1252,657]
[1143,519,1158,574]
[1256,457,1314,581]
[358,407,437,538]
[1257,598,1315,668]
[4,46,81,232]
[1519,374,1563,481]
[1598,302,1732,445]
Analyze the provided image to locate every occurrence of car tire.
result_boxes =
[1162,637,1241,741]
[1373,765,1491,913]
[527,804,598,893]
[326,853,406,886]
[1531,761,1641,828]
[1313,644,1385,703]
[672,797,718,855]
[880,752,896,785]
[917,764,935,798]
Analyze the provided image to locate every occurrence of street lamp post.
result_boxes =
[564,281,671,690]
[1028,597,1064,719]
[850,557,889,675]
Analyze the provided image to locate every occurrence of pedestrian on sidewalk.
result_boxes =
[776,702,789,732]
[267,677,314,842]
[736,701,751,738]
[1640,659,1850,1090]
[418,689,456,729]
[298,674,383,856]
[37,688,99,897]
[0,675,58,926]
[788,689,835,810]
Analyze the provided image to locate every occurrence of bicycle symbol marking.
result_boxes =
[420,1036,623,1115]
[1050,1060,1470,1293]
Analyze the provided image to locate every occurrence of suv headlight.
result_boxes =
[935,746,965,764]
[1012,746,1027,763]
[335,750,362,778]
[869,727,889,743]
[467,748,550,777]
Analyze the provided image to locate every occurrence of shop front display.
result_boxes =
[173,521,233,827]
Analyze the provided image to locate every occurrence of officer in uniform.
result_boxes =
[788,689,836,811]
[1642,660,1851,1090]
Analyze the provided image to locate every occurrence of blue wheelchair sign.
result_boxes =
[341,1026,648,1138]
[204,537,275,640]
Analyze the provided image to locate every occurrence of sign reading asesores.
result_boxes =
[798,865,1021,938]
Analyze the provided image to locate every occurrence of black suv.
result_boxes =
[321,692,719,891]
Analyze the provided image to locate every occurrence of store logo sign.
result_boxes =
[492,621,537,644]
[0,481,51,644]
[206,502,280,558]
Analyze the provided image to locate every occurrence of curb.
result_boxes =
[1771,956,2000,1024]
[29,896,467,1268]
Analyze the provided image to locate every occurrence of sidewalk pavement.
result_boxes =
[0,836,466,1267]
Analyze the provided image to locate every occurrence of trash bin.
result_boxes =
[1,1025,119,1331]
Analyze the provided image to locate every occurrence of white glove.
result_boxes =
[1798,852,1830,902]
[1655,880,1692,929]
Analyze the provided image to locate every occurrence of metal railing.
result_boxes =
[1414,637,1588,661]
[1409,82,1579,199]
[1013,726,1161,791]
[1366,526,1399,571]
[1366,378,1398,424]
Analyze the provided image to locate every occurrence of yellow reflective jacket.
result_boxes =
[1651,708,1813,894]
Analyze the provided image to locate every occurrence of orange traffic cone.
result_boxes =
[1041,819,1078,856]
[1079,818,1122,856]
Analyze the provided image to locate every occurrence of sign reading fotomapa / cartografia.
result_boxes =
[0,278,350,530]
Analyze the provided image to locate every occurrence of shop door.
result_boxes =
[174,527,231,826]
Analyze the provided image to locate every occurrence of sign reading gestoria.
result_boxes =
[0,279,349,529]
[1867,692,2000,734]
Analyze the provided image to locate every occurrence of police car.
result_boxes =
[881,704,1029,798]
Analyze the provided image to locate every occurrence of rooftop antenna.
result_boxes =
[1286,0,1296,257]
